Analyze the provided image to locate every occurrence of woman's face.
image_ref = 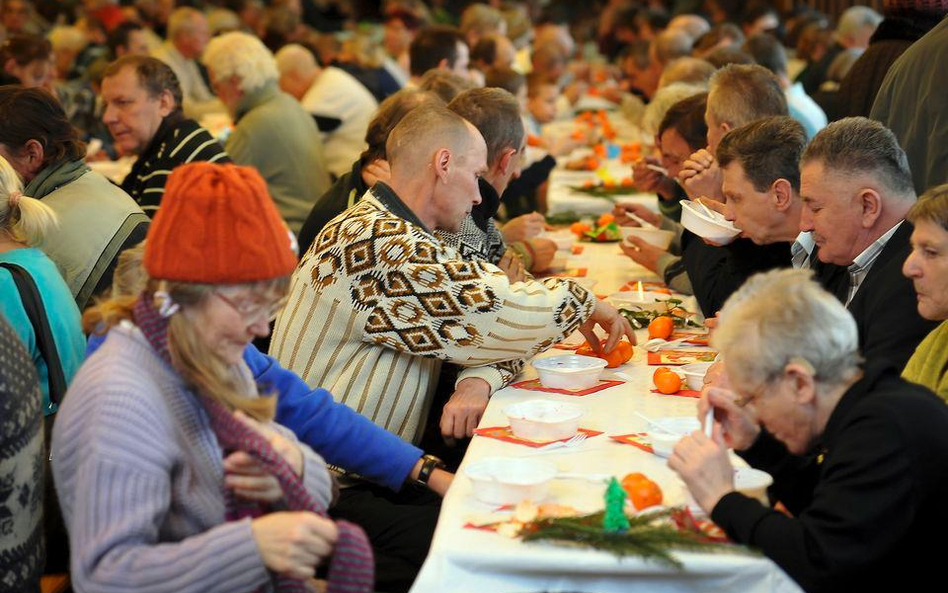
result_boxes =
[904,219,948,321]
[189,285,285,365]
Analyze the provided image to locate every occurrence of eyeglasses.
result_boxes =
[733,357,817,407]
[213,291,286,323]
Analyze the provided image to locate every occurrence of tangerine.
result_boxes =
[620,472,648,493]
[615,340,634,363]
[570,221,591,236]
[654,371,681,394]
[652,366,671,383]
[626,477,663,510]
[597,212,615,227]
[647,315,674,339]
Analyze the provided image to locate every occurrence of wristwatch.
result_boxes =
[415,454,446,486]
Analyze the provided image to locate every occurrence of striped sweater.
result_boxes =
[120,114,230,216]
[51,323,333,593]
[270,183,595,443]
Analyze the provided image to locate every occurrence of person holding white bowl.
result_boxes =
[672,268,948,593]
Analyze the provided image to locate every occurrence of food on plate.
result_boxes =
[648,315,675,339]
[653,368,682,394]
[597,212,615,227]
[620,473,664,510]
[576,338,634,368]
[565,156,601,171]
[619,298,702,330]
[581,221,622,242]
[570,221,592,236]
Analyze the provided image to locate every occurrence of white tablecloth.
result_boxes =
[409,242,803,593]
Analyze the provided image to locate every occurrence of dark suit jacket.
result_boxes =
[713,362,948,593]
[844,221,937,370]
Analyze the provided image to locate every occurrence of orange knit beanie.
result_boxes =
[144,163,298,283]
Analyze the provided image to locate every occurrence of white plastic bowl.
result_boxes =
[734,467,773,504]
[464,457,558,506]
[680,200,741,245]
[680,362,714,391]
[539,230,576,251]
[504,399,586,441]
[532,355,608,390]
[620,226,675,250]
[646,416,701,457]
[609,290,673,308]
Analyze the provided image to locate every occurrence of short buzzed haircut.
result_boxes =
[386,103,476,170]
[409,25,465,77]
[104,55,184,111]
[716,116,806,192]
[659,57,715,88]
[362,89,443,163]
[743,33,788,76]
[448,87,523,166]
[801,117,915,198]
[708,63,787,128]
[704,46,756,68]
[418,69,477,103]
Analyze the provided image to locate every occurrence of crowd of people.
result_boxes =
[3,1,948,592]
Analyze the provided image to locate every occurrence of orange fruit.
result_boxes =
[621,472,647,492]
[652,366,671,383]
[600,348,625,368]
[620,177,634,187]
[570,221,591,236]
[571,129,586,141]
[626,477,664,510]
[597,213,615,227]
[615,340,633,363]
[575,342,596,357]
[585,157,600,170]
[582,179,595,189]
[603,179,617,188]
[593,143,607,158]
[654,370,681,394]
[648,316,674,340]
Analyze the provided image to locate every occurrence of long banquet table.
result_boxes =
[409,240,803,593]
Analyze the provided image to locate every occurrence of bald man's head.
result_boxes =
[386,103,488,232]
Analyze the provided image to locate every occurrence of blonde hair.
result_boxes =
[84,276,290,421]
[0,155,58,246]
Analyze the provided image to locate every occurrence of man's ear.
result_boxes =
[434,148,451,184]
[858,188,883,229]
[772,178,793,211]
[497,148,514,177]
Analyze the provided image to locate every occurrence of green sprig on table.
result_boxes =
[520,508,735,569]
[618,298,702,329]
[569,184,641,200]
[582,221,622,242]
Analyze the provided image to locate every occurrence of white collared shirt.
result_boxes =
[791,231,817,270]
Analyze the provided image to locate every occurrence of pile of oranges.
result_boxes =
[576,339,634,368]
[620,472,663,510]
[652,366,682,394]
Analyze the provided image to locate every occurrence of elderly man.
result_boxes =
[678,63,788,202]
[671,268,948,593]
[444,87,556,277]
[151,7,224,118]
[799,117,936,368]
[272,103,631,444]
[101,55,230,215]
[275,43,378,179]
[203,31,331,235]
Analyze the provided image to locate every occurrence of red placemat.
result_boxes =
[647,350,717,365]
[609,432,654,453]
[650,388,701,398]
[473,426,604,448]
[511,378,623,396]
[619,280,672,294]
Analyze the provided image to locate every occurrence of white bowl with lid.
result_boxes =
[532,355,608,390]
[464,457,558,506]
[620,226,675,250]
[680,200,741,245]
[680,362,714,390]
[504,399,586,441]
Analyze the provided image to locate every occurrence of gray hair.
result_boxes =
[641,82,705,137]
[707,63,787,128]
[712,268,861,391]
[202,31,278,94]
[801,116,915,199]
[836,6,882,40]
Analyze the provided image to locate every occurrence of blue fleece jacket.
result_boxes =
[86,333,422,490]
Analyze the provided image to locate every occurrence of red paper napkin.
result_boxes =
[473,426,603,448]
[609,432,654,453]
[511,378,623,396]
[650,388,701,398]
[647,350,717,365]
[619,280,672,294]
[670,330,710,346]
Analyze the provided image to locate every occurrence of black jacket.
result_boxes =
[712,362,948,593]
[842,222,937,369]
[297,158,369,256]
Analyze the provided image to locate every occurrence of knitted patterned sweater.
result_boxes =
[51,323,334,593]
[270,183,595,443]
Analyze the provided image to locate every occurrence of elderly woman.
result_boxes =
[52,163,373,593]
[902,183,948,399]
[671,268,948,592]
[0,87,148,310]
[202,31,331,235]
